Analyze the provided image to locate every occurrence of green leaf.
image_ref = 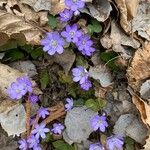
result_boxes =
[48,14,57,29]
[87,19,102,35]
[91,19,102,33]
[76,55,88,69]
[87,24,94,35]
[53,140,74,150]
[58,71,72,84]
[85,98,107,111]
[40,70,49,90]
[100,51,119,71]
[85,99,100,111]
[4,49,24,61]
[73,99,84,107]
[125,137,135,150]
[44,133,53,143]
[31,47,43,59]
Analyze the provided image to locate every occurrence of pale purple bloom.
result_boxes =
[80,79,92,91]
[59,8,73,22]
[76,34,95,56]
[65,98,73,111]
[7,76,32,100]
[17,76,32,93]
[89,143,105,150]
[74,10,80,16]
[65,0,85,11]
[38,107,49,119]
[27,135,39,148]
[72,66,88,84]
[33,145,42,150]
[18,139,27,150]
[51,123,64,134]
[61,24,82,43]
[31,123,50,139]
[106,135,124,150]
[41,31,65,55]
[90,115,108,132]
[7,82,26,100]
[29,94,39,104]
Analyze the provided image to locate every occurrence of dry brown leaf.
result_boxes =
[114,0,139,33]
[0,10,42,45]
[127,42,150,91]
[21,0,51,12]
[140,79,150,102]
[110,21,140,58]
[87,0,112,22]
[144,137,150,150]
[132,95,150,128]
[51,0,65,15]
[132,1,150,41]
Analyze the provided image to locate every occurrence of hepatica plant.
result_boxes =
[7,0,125,150]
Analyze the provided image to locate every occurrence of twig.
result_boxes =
[31,114,39,131]
[26,99,31,137]
[42,105,66,125]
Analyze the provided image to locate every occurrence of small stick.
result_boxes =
[31,115,39,131]
[26,99,31,137]
[42,107,66,125]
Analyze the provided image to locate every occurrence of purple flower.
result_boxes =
[61,24,82,43]
[41,31,65,55]
[27,135,39,148]
[33,145,42,150]
[65,98,73,111]
[7,76,32,100]
[90,115,108,132]
[59,8,73,22]
[51,123,64,134]
[38,107,49,119]
[80,79,92,91]
[72,66,88,84]
[7,82,26,100]
[18,139,27,150]
[106,135,124,150]
[89,143,105,150]
[31,123,50,139]
[17,76,32,93]
[76,34,95,56]
[29,94,39,104]
[65,0,85,11]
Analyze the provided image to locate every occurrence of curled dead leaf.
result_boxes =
[132,95,150,128]
[0,10,42,45]
[127,42,150,92]
[114,0,139,33]
[86,0,112,22]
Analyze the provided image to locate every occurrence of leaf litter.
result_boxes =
[0,0,150,149]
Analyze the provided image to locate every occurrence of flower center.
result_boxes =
[82,40,86,45]
[98,120,102,124]
[73,0,77,2]
[70,31,75,37]
[16,89,20,93]
[51,40,57,47]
